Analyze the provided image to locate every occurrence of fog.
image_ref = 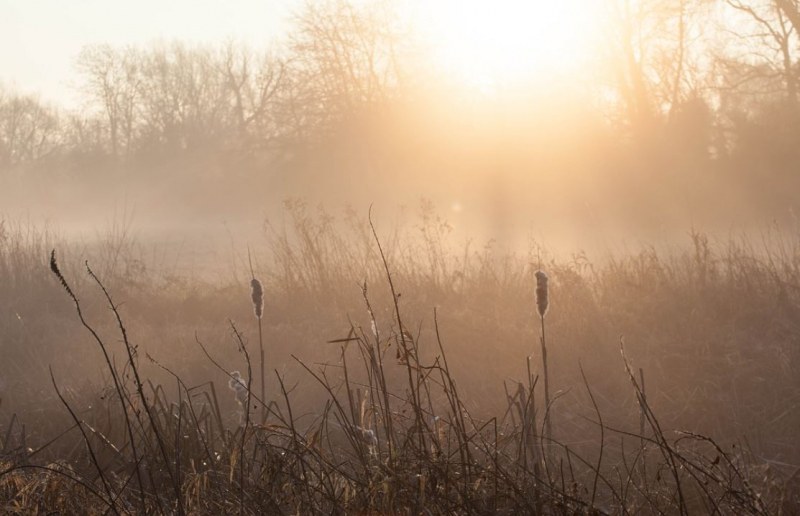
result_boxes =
[3,1,798,256]
[2,1,800,512]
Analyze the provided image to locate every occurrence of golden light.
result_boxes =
[412,0,604,94]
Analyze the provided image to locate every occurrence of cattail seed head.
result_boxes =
[535,270,549,318]
[250,278,263,319]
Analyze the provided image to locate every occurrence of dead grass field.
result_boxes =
[1,205,799,513]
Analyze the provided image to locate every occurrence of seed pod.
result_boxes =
[355,426,378,446]
[228,371,248,406]
[250,278,263,319]
[535,270,549,317]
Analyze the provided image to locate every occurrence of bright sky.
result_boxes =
[411,0,602,94]
[0,0,604,108]
[0,0,292,108]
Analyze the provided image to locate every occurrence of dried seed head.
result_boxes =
[50,250,76,300]
[355,426,378,446]
[250,278,263,319]
[228,371,248,406]
[535,270,549,318]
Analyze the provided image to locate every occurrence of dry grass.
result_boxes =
[1,205,799,513]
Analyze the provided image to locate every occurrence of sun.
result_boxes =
[412,0,604,94]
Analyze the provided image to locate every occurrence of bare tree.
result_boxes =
[776,0,800,32]
[77,45,141,158]
[135,43,229,151]
[220,42,288,150]
[0,92,60,167]
[601,0,715,132]
[288,0,406,136]
[721,0,799,107]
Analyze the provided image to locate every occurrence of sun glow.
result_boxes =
[413,0,604,94]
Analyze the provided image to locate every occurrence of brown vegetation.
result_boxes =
[2,0,800,512]
[0,207,798,513]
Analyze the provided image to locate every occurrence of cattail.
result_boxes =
[250,277,267,424]
[250,278,263,319]
[534,269,553,444]
[535,270,549,318]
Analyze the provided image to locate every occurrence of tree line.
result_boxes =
[1,0,799,183]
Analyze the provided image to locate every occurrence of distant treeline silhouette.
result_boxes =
[1,0,799,221]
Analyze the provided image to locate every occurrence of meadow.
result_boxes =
[0,203,798,514]
[5,0,800,512]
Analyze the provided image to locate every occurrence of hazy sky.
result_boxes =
[0,0,293,108]
[1,0,607,108]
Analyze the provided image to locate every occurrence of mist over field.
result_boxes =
[2,0,800,513]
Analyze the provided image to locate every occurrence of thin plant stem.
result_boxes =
[539,313,552,447]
